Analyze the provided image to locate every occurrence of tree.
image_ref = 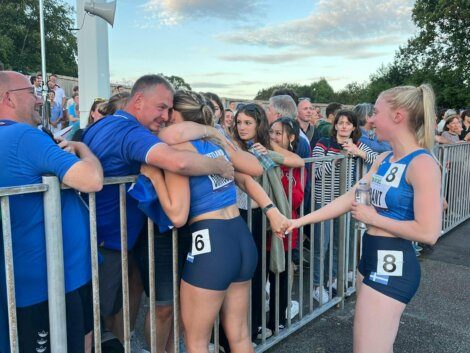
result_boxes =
[393,0,469,107]
[254,83,304,101]
[0,0,77,76]
[309,78,335,103]
[163,75,192,90]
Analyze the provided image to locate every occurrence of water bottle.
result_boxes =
[355,179,371,230]
[246,140,277,171]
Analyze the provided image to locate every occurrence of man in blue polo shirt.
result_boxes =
[82,74,234,348]
[0,71,103,353]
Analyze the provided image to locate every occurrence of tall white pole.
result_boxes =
[39,0,50,129]
[76,0,111,128]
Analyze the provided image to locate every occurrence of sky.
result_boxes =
[67,0,418,99]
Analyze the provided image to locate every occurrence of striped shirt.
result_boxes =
[313,137,377,203]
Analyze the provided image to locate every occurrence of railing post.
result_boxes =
[1,196,19,353]
[337,159,348,301]
[42,175,68,353]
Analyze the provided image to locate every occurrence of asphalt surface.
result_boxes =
[266,220,470,353]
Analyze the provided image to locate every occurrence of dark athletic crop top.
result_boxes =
[370,149,431,221]
[188,140,236,218]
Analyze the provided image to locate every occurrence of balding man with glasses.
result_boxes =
[0,71,103,353]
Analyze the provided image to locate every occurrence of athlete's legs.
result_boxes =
[353,283,406,353]
[180,280,225,353]
[220,281,254,353]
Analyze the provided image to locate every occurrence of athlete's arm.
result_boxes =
[351,154,441,245]
[146,142,234,179]
[158,122,220,145]
[141,164,190,228]
[235,172,286,238]
[225,144,263,177]
[286,152,389,232]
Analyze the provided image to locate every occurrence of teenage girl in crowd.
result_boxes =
[286,84,441,353]
[233,103,304,340]
[267,117,305,330]
[141,90,288,353]
[311,110,378,303]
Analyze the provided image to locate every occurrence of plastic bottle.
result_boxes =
[355,179,371,230]
[246,140,277,171]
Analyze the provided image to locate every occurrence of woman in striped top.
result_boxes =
[311,110,377,303]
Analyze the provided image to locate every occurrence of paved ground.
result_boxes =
[266,220,470,353]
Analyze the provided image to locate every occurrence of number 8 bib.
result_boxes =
[377,250,403,276]
[191,229,212,256]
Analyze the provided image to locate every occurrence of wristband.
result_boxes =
[262,203,276,214]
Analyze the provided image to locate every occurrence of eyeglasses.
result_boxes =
[8,87,35,95]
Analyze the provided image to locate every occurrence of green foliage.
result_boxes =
[163,75,192,90]
[0,0,77,76]
[309,78,335,103]
[254,83,304,101]
[393,0,469,107]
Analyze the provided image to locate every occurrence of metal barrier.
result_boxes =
[435,142,470,235]
[3,144,465,352]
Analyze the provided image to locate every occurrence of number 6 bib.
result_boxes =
[191,229,212,256]
[377,250,403,276]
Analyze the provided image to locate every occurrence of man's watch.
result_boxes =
[262,203,276,215]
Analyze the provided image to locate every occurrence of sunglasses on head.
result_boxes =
[273,117,294,129]
[242,103,262,117]
[299,97,311,102]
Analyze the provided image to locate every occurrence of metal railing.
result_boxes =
[1,146,466,352]
[435,142,470,235]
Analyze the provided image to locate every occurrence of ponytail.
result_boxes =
[379,84,437,151]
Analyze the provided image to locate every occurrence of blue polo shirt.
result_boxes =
[0,120,92,352]
[82,110,163,250]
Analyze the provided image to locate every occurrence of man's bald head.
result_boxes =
[0,71,41,125]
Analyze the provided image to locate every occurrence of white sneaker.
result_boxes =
[256,327,273,339]
[312,286,330,304]
[286,300,299,319]
[348,270,355,282]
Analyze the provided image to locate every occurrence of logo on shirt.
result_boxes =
[205,149,233,190]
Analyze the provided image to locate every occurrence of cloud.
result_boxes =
[142,0,264,25]
[191,80,261,90]
[218,0,415,62]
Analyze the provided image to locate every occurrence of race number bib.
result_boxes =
[381,163,406,188]
[377,250,403,277]
[191,229,211,256]
[370,174,390,209]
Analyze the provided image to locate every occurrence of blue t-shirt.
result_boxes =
[188,140,236,218]
[82,110,163,250]
[0,120,92,352]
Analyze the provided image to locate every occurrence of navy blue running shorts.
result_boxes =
[358,233,420,304]
[182,216,258,291]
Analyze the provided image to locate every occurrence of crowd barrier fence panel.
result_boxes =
[2,144,467,353]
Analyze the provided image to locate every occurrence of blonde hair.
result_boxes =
[173,90,214,126]
[379,84,436,151]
